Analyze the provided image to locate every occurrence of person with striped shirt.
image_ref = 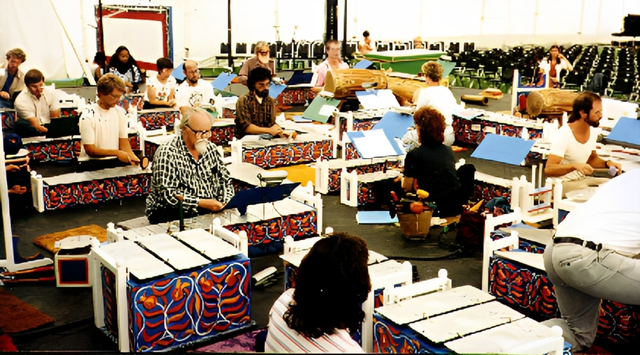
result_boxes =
[265,232,371,353]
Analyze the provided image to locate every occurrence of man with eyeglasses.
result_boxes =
[78,74,140,169]
[235,67,282,139]
[14,69,61,138]
[313,40,349,88]
[175,59,214,115]
[237,41,276,86]
[146,107,233,224]
[0,48,27,109]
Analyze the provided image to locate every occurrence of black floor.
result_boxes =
[5,86,533,352]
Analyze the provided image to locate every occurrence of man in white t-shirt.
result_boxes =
[544,91,621,196]
[78,74,139,168]
[175,59,214,115]
[14,69,61,137]
[143,57,177,109]
[542,169,640,351]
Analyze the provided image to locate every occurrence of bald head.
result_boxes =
[183,60,200,85]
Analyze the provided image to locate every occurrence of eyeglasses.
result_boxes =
[258,51,270,55]
[186,124,212,139]
[109,92,123,100]
[186,69,200,75]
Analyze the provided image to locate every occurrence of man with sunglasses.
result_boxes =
[78,74,140,169]
[235,67,282,139]
[237,41,276,86]
[146,107,233,224]
[175,59,214,115]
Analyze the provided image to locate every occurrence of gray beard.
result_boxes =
[195,139,209,154]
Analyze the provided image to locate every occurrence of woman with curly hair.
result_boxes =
[402,106,462,218]
[265,232,371,353]
[106,46,143,94]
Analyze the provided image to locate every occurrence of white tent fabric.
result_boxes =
[1,0,639,80]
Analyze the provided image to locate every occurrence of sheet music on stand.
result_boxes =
[604,117,640,149]
[346,130,403,159]
[222,182,300,215]
[372,110,414,139]
[269,83,287,99]
[355,89,399,110]
[470,134,535,166]
[212,73,237,91]
[302,95,341,123]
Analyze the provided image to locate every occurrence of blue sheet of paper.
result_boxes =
[471,134,535,166]
[223,183,300,215]
[293,115,312,123]
[372,111,414,139]
[212,73,237,91]
[354,59,373,69]
[287,71,313,85]
[356,211,398,224]
[269,83,287,99]
[606,117,640,146]
[171,63,185,81]
[437,60,456,79]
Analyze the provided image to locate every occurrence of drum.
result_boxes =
[387,76,429,105]
[324,69,388,98]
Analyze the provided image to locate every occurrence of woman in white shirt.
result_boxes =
[143,57,177,109]
[541,45,573,88]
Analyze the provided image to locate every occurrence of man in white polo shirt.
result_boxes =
[78,73,139,170]
[14,69,60,137]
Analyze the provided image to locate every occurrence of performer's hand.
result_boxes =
[573,163,594,176]
[200,199,225,212]
[36,125,48,133]
[8,185,27,195]
[0,91,9,99]
[116,150,133,164]
[6,164,20,172]
[268,124,283,137]
[608,161,622,175]
[167,99,176,107]
[127,151,141,165]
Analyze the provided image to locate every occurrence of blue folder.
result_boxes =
[372,111,414,139]
[171,63,185,81]
[212,73,237,91]
[471,134,535,166]
[287,71,313,85]
[223,183,300,215]
[354,59,373,69]
[269,83,287,99]
[606,117,640,146]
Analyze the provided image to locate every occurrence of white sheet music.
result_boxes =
[352,129,397,158]
[319,104,336,116]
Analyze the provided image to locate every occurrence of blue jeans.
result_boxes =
[542,241,640,350]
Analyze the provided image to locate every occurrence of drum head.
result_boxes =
[140,156,150,170]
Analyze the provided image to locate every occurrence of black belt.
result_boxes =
[553,237,602,251]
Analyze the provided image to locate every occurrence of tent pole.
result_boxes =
[228,0,233,69]
[98,0,105,55]
[50,0,96,85]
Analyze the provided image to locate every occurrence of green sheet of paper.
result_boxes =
[302,96,341,123]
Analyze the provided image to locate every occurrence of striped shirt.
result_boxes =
[264,289,364,353]
[145,134,233,215]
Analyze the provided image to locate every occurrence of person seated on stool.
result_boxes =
[542,169,640,352]
[234,67,282,139]
[13,69,61,138]
[402,107,462,218]
[544,91,621,197]
[237,41,276,86]
[78,74,140,171]
[402,61,458,150]
[0,48,27,109]
[146,107,233,224]
[265,232,371,353]
[143,57,177,109]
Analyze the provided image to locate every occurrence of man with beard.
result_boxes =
[175,59,214,115]
[146,107,233,224]
[0,48,27,108]
[234,67,282,139]
[544,91,621,196]
[237,41,276,86]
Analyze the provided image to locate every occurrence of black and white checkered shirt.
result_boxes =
[146,134,234,215]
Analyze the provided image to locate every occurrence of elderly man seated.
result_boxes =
[146,107,234,224]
